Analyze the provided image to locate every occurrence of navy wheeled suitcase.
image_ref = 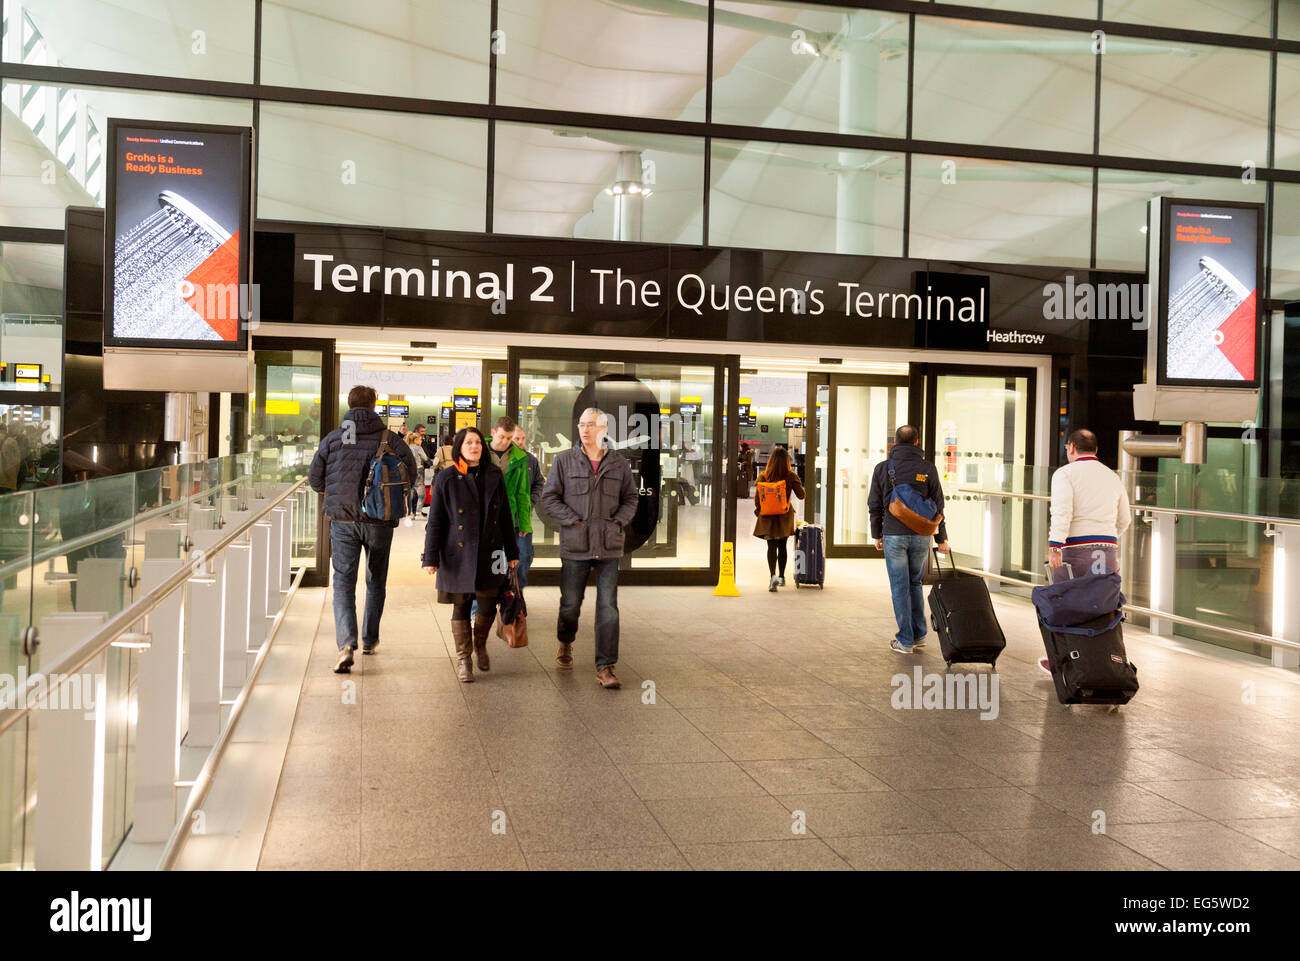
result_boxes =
[1034,565,1138,706]
[1037,612,1138,705]
[926,551,1005,668]
[793,524,825,589]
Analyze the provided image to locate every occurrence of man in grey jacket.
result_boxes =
[540,407,639,689]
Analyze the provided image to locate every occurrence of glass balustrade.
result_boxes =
[0,448,308,870]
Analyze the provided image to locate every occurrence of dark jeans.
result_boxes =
[558,557,621,668]
[330,520,394,651]
[1051,545,1120,582]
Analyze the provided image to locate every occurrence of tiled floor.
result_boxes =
[258,518,1300,871]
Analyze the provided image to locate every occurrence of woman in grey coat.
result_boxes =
[422,426,518,682]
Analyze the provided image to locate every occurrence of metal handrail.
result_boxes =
[0,468,265,582]
[952,564,1299,652]
[958,487,1300,527]
[0,478,307,738]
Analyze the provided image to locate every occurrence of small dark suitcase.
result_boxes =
[1038,611,1139,705]
[927,550,1005,667]
[793,524,825,589]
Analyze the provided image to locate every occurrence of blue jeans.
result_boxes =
[330,520,394,651]
[471,531,534,620]
[558,557,620,668]
[883,535,930,648]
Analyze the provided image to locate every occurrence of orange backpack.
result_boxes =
[757,480,789,516]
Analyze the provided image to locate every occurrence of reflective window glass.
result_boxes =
[1103,0,1271,37]
[0,243,63,394]
[909,155,1093,267]
[712,2,907,137]
[0,83,251,229]
[493,123,702,244]
[913,17,1096,154]
[3,0,254,81]
[1271,183,1300,300]
[1275,53,1300,169]
[260,0,490,102]
[1094,170,1264,270]
[496,0,709,122]
[258,103,487,232]
[1099,37,1269,166]
[709,139,903,256]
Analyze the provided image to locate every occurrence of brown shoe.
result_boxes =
[451,620,473,683]
[596,665,621,689]
[472,610,494,672]
[556,642,573,670]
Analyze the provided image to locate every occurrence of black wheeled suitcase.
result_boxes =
[926,550,1005,667]
[1038,611,1139,705]
[793,523,825,589]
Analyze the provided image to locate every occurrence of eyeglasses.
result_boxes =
[578,422,600,429]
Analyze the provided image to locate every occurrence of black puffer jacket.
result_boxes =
[309,407,417,526]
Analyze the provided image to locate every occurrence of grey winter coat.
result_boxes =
[309,407,417,526]
[540,446,639,560]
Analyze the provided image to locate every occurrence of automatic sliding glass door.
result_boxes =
[825,375,909,557]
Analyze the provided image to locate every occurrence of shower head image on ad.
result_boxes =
[105,122,251,349]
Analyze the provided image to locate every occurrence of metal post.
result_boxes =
[247,517,271,649]
[1269,525,1300,669]
[132,558,186,843]
[220,516,253,688]
[186,529,227,747]
[1146,511,1175,637]
[983,495,1003,594]
[33,612,108,870]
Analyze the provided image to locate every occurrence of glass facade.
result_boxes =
[2,1,1297,285]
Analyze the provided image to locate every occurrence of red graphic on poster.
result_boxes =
[182,231,241,342]
[1215,290,1256,381]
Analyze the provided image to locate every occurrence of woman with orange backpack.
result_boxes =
[752,446,805,592]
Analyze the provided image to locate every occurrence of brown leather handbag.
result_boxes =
[500,568,528,648]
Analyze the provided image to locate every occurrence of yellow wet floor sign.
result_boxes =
[714,541,740,596]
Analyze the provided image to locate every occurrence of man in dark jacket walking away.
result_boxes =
[309,385,417,673]
[868,426,951,655]
[541,407,638,689]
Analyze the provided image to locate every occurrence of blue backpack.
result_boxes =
[888,462,943,536]
[361,431,410,523]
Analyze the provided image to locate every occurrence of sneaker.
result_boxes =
[1037,657,1052,675]
[362,642,377,655]
[913,637,927,651]
[768,575,779,592]
[890,639,915,655]
[778,576,786,587]
[333,647,355,673]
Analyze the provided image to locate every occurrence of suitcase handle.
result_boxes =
[932,547,958,575]
[1043,559,1075,580]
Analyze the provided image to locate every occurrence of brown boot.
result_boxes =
[472,609,494,672]
[451,620,473,683]
[556,642,573,670]
[596,665,621,689]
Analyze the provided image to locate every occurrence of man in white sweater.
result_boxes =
[1040,429,1131,673]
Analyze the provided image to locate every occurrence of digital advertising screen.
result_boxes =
[1156,198,1262,388]
[104,119,252,350]
[453,394,477,411]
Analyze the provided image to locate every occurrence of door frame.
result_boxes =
[507,345,729,586]
[824,373,911,559]
[922,362,1039,573]
[250,335,337,588]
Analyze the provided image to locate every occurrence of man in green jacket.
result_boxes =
[487,416,536,586]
